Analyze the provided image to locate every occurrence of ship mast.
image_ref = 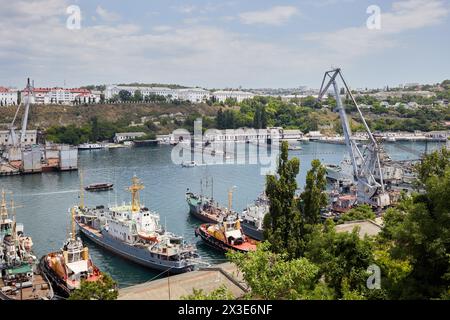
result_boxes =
[227,186,236,212]
[79,169,85,209]
[71,207,76,240]
[128,175,144,212]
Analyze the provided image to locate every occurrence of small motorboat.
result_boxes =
[181,161,197,168]
[84,183,114,192]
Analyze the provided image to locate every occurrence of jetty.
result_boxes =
[118,263,248,300]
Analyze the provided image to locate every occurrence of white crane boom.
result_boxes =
[318,68,390,208]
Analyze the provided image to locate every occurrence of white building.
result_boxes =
[0,87,18,106]
[177,88,211,103]
[21,87,100,105]
[114,132,146,143]
[281,129,304,140]
[213,90,254,103]
[105,85,179,100]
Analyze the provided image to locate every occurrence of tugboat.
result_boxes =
[40,208,103,298]
[240,192,269,241]
[0,190,54,300]
[85,183,114,192]
[74,176,200,274]
[195,216,257,253]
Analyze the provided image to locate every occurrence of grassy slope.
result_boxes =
[0,103,220,131]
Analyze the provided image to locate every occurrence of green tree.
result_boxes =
[305,221,375,299]
[263,141,302,258]
[134,90,143,102]
[118,90,132,102]
[300,159,328,225]
[90,116,100,142]
[181,285,234,300]
[380,150,450,299]
[379,149,450,299]
[227,242,332,300]
[68,274,118,300]
[338,204,376,223]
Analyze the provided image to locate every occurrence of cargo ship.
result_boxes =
[1,190,54,300]
[74,176,200,274]
[195,216,257,253]
[40,208,103,298]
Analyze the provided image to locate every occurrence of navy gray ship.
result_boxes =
[74,176,200,274]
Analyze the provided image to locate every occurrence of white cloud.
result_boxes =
[96,5,120,22]
[303,0,449,58]
[0,0,447,88]
[152,25,173,32]
[239,6,299,26]
[172,5,196,14]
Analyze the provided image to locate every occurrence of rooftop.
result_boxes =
[335,220,382,238]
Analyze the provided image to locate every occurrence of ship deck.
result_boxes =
[231,241,257,251]
[77,221,102,237]
[0,275,51,300]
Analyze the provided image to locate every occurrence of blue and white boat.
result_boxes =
[74,176,200,274]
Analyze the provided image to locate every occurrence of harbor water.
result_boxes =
[0,141,444,287]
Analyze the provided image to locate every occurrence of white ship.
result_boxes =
[78,143,106,150]
[74,176,200,274]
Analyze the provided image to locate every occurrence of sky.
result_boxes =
[0,0,449,89]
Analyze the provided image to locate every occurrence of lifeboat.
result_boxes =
[138,232,159,243]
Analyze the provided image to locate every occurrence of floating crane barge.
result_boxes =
[0,79,78,176]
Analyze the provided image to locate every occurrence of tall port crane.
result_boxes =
[318,68,390,208]
[8,78,32,148]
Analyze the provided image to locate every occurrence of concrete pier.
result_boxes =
[118,263,248,300]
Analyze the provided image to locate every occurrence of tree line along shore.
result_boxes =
[0,94,448,146]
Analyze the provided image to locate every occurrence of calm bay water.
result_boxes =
[0,141,444,287]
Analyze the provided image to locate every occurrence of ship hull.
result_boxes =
[190,210,220,224]
[76,221,194,274]
[39,255,71,299]
[241,223,264,241]
[195,225,252,254]
[186,194,220,223]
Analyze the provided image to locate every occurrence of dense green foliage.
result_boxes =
[338,204,376,223]
[45,116,157,145]
[304,222,376,299]
[228,242,332,300]
[68,274,118,300]
[213,92,448,132]
[216,96,323,132]
[228,147,449,300]
[181,285,235,300]
[299,159,328,225]
[263,141,301,258]
[378,149,450,299]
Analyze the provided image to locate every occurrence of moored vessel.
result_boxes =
[40,208,103,298]
[240,192,269,241]
[78,143,106,150]
[186,184,238,224]
[85,183,114,192]
[75,176,200,274]
[195,216,258,253]
[0,190,54,300]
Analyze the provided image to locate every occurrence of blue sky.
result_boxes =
[0,0,449,89]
